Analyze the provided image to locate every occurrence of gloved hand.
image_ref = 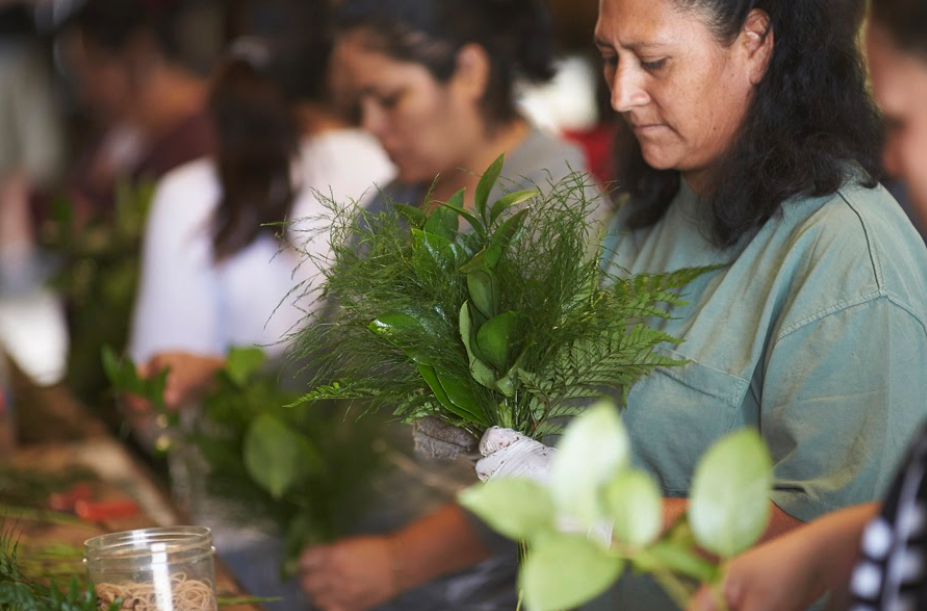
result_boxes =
[475,427,555,483]
[474,427,613,546]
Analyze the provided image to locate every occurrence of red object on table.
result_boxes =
[74,499,140,521]
[48,483,93,512]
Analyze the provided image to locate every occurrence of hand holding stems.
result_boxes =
[298,536,398,611]
[294,427,542,611]
[687,503,879,611]
[123,351,225,412]
[298,504,493,611]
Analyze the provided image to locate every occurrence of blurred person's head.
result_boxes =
[600,0,882,247]
[209,0,336,260]
[331,0,557,184]
[867,0,927,220]
[61,0,223,134]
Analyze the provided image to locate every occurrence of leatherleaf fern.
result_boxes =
[289,155,713,439]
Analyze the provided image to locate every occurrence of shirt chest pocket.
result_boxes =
[622,348,751,495]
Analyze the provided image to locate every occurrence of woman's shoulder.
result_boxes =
[504,125,589,186]
[152,155,220,208]
[298,128,395,203]
[777,180,927,316]
[301,129,393,175]
[146,155,220,235]
[790,180,926,262]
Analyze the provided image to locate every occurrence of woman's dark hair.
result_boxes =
[335,0,557,129]
[617,0,883,247]
[67,0,223,76]
[209,0,333,260]
[871,0,927,59]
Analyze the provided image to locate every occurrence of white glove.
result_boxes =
[475,426,613,546]
[475,427,555,483]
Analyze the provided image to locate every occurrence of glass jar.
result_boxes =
[84,526,218,611]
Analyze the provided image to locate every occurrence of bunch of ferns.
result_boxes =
[288,156,711,439]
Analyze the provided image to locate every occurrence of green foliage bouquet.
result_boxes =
[289,156,712,439]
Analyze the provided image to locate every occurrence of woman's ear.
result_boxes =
[452,43,491,102]
[741,9,774,84]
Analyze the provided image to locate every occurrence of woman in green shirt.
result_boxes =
[480,0,927,609]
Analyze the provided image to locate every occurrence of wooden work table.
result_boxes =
[2,435,267,611]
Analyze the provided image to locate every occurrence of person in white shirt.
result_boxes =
[127,0,393,409]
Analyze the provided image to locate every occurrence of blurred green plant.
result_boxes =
[288,155,714,439]
[104,346,389,576]
[459,401,774,611]
[41,179,155,427]
[0,525,120,611]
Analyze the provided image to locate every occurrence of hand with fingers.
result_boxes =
[686,504,878,611]
[142,351,225,410]
[298,535,399,611]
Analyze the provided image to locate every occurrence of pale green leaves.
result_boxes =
[550,401,630,528]
[458,478,554,539]
[459,401,775,611]
[521,533,623,611]
[689,429,773,557]
[605,470,662,548]
[244,414,322,500]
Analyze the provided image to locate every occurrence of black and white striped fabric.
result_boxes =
[850,423,927,611]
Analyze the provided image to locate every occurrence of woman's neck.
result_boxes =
[428,117,532,206]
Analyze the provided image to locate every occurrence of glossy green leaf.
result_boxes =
[458,478,554,540]
[418,364,452,408]
[550,401,631,528]
[392,202,426,228]
[418,364,488,426]
[244,414,321,499]
[412,228,458,275]
[466,269,500,320]
[459,302,498,388]
[434,368,487,424]
[475,311,521,371]
[521,532,624,611]
[439,189,486,238]
[369,311,434,364]
[423,202,459,241]
[225,346,266,387]
[486,208,529,268]
[689,428,773,558]
[603,469,662,548]
[495,370,517,398]
[475,154,504,223]
[489,189,538,225]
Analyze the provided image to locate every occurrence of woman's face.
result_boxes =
[867,23,927,221]
[595,0,770,191]
[332,31,476,184]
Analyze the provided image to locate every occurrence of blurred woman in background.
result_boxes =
[128,0,392,410]
[60,0,223,220]
[125,1,392,604]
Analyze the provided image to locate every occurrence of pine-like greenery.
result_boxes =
[0,526,118,611]
[288,156,713,438]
